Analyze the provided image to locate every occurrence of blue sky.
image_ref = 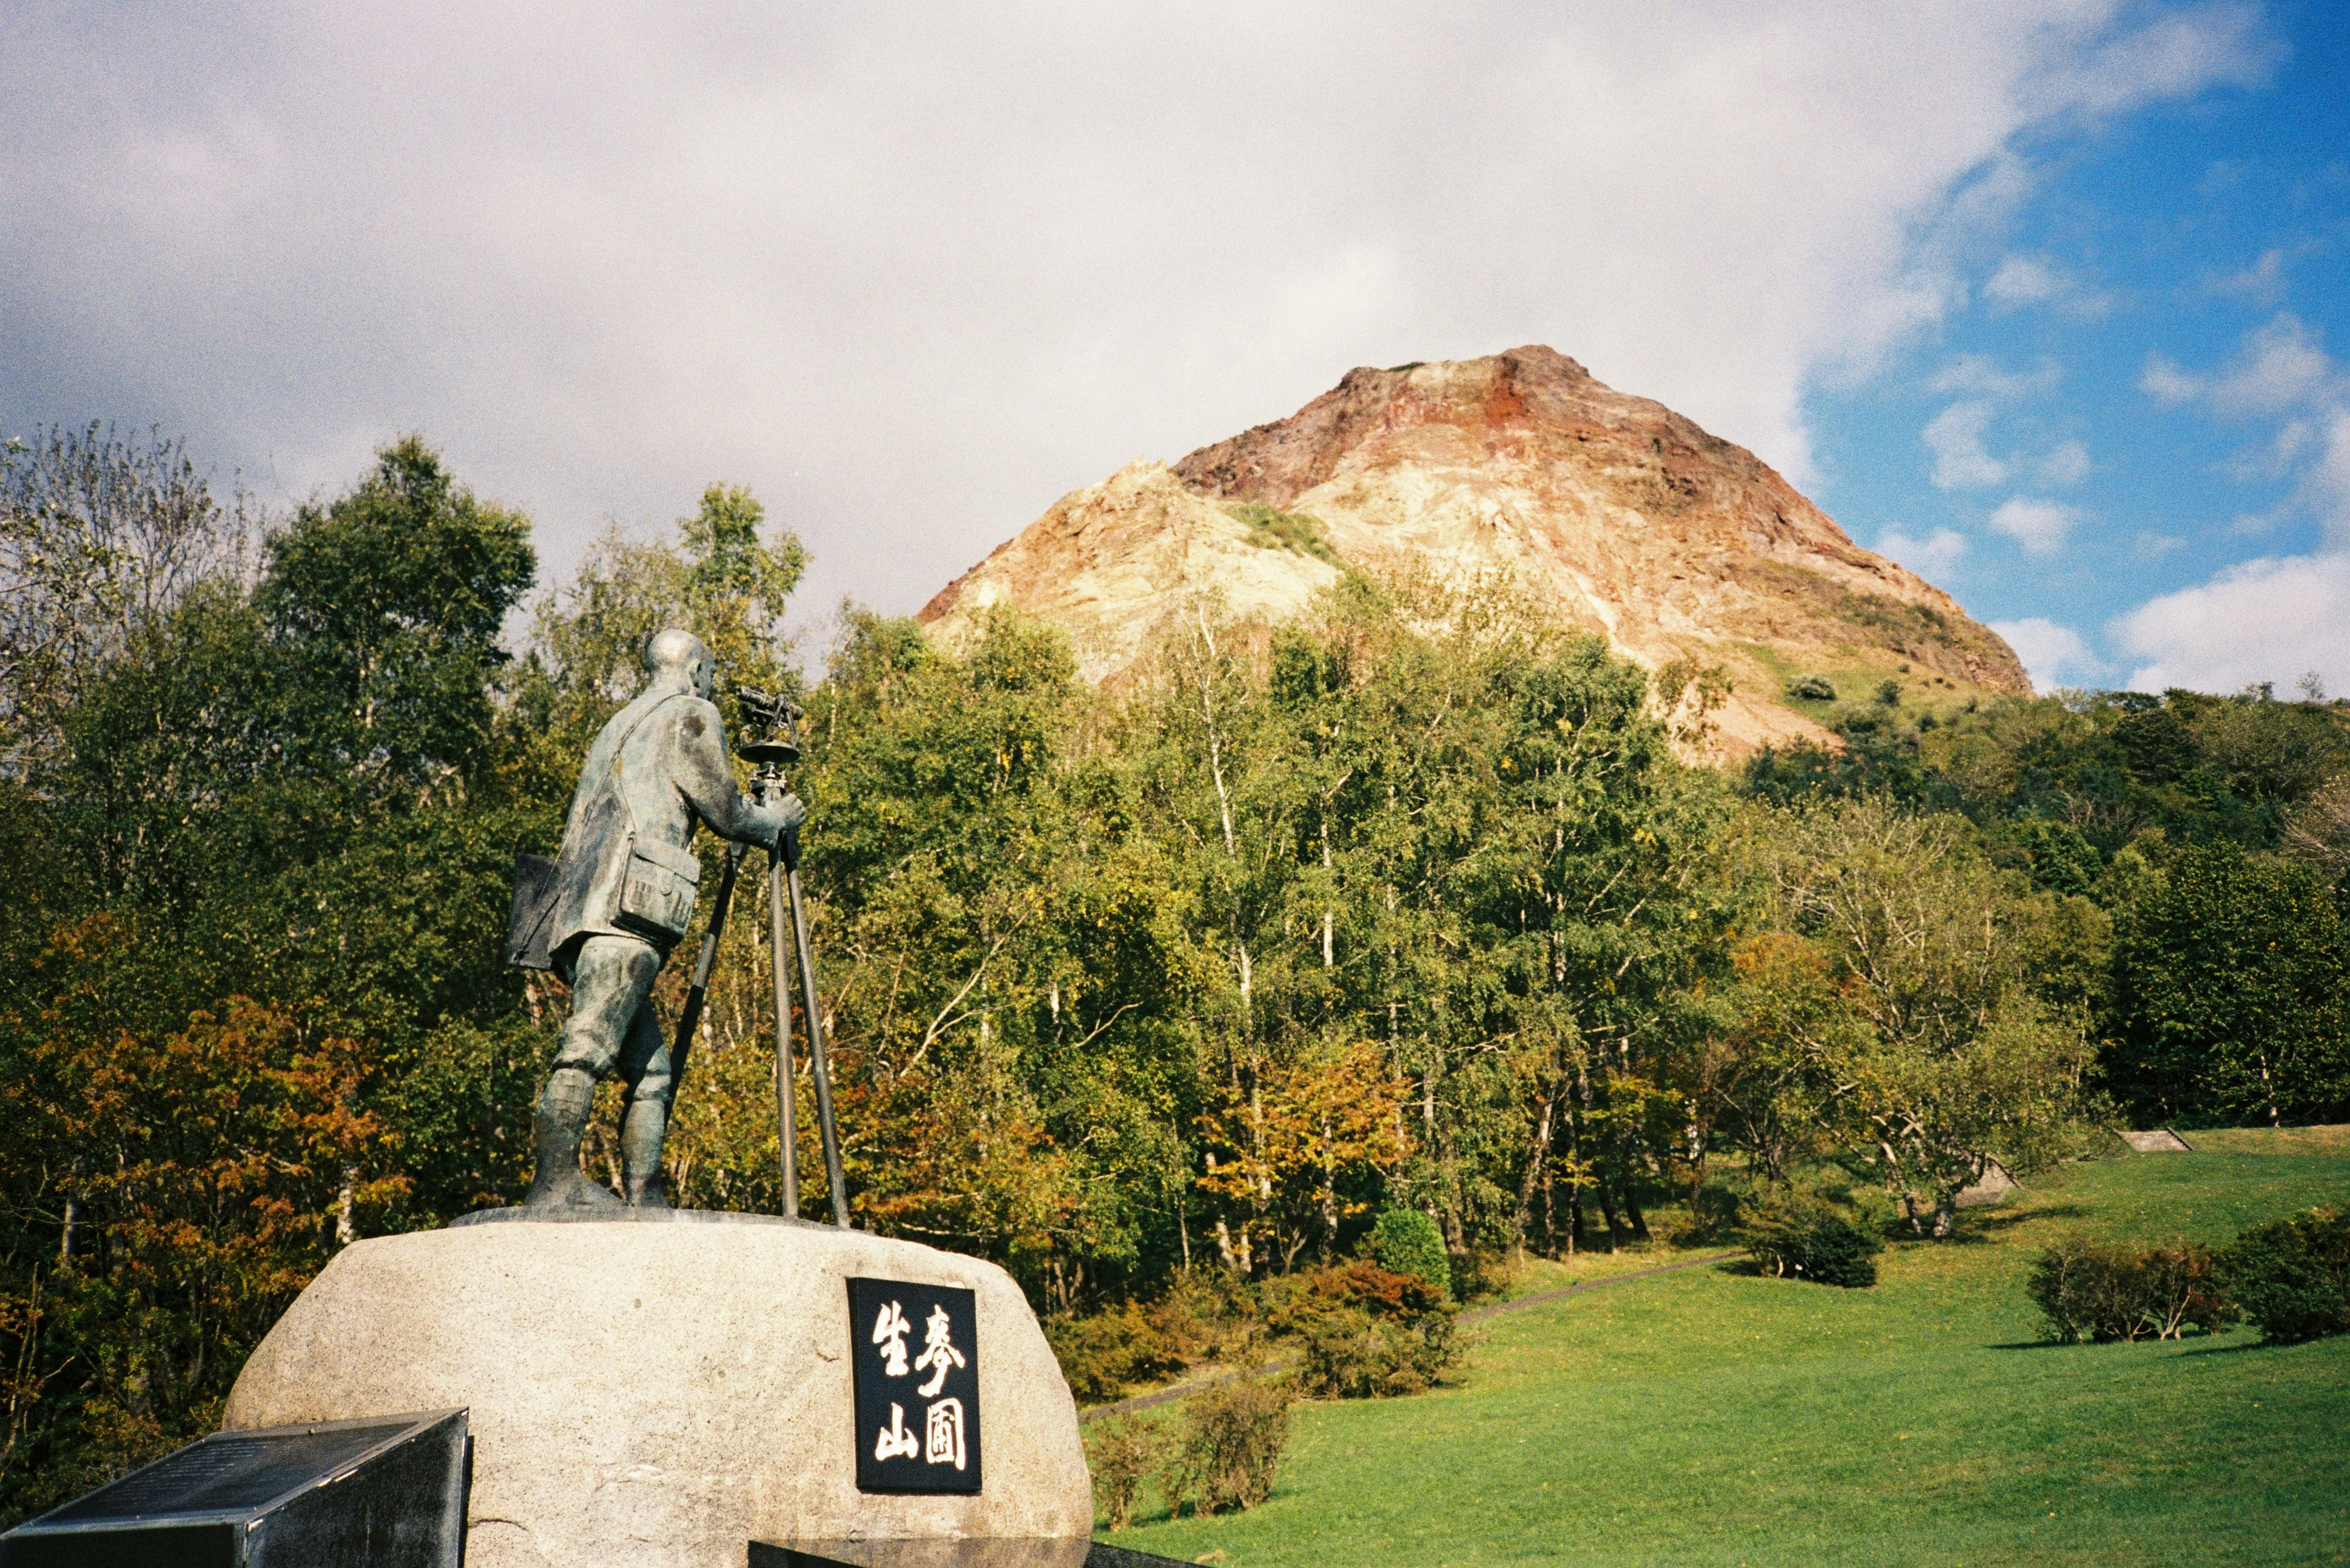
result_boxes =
[3,3,2343,695]
[1809,3,2349,693]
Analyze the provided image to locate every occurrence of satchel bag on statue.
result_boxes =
[614,831,702,944]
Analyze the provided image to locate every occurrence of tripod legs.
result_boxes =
[765,844,848,1227]
[768,845,800,1218]
[786,865,851,1229]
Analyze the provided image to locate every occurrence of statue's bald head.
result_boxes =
[647,628,716,700]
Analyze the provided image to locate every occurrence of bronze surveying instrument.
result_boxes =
[732,687,850,1228]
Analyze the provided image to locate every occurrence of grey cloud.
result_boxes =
[0,1,2281,633]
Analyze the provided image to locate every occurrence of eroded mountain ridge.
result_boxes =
[920,345,2029,754]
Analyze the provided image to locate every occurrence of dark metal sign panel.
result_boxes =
[847,1277,981,1494]
[43,1422,409,1524]
[0,1410,468,1568]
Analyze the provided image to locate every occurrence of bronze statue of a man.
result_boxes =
[512,628,800,1209]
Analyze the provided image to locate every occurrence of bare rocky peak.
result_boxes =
[921,346,2030,757]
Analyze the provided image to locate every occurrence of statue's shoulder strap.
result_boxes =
[607,690,687,838]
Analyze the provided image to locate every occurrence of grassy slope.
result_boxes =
[1109,1130,2350,1567]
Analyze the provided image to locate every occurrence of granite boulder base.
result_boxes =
[221,1216,1091,1568]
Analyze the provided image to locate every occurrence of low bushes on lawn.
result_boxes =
[2024,1206,2350,1345]
[1051,1252,1472,1408]
[1086,1415,1167,1531]
[1161,1377,1294,1517]
[2026,1233,2233,1342]
[1370,1208,1452,1297]
[1278,1260,1460,1398]
[1045,1299,1192,1404]
[2214,1206,2350,1343]
[1045,1271,1274,1404]
[1743,1191,1883,1288]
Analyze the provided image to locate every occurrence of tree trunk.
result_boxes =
[1686,1099,1707,1211]
[335,1166,359,1247]
[1196,610,1236,856]
[1514,1094,1554,1259]
[1622,1154,1650,1243]
[1318,1110,1339,1262]
[1321,819,1334,969]
[1565,1105,1584,1256]
[1541,1158,1557,1259]
[57,1158,83,1272]
[1213,1217,1247,1275]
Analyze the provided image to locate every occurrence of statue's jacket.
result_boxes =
[539,686,769,961]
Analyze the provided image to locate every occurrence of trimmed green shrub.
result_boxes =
[1044,1299,1187,1403]
[1085,1415,1167,1531]
[1161,1377,1293,1516]
[1297,1308,1459,1399]
[1371,1208,1452,1296]
[1449,1246,1515,1303]
[2026,1233,2232,1343]
[2214,1207,2350,1342]
[1280,1260,1460,1398]
[1744,1193,1883,1287]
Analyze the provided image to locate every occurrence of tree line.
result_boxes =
[2,429,2344,1518]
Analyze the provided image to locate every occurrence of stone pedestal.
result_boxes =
[221,1216,1091,1568]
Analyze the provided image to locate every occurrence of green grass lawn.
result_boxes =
[1106,1129,2350,1567]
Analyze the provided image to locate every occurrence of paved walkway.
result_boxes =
[1077,1248,1743,1424]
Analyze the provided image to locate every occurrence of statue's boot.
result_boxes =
[525,1067,623,1209]
[621,1097,670,1209]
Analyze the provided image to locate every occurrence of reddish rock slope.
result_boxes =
[922,346,2029,753]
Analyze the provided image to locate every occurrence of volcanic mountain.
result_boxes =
[919,346,2030,754]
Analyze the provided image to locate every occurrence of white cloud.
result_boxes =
[2198,159,2245,196]
[2208,314,2335,417]
[1988,496,2080,554]
[2035,440,2093,486]
[1926,353,2060,398]
[1982,254,2111,317]
[2224,417,2314,482]
[2149,316,2350,547]
[2023,1,2278,117]
[2312,407,2350,546]
[1923,402,2007,489]
[1876,526,1969,582]
[1990,617,2104,693]
[2140,355,2205,405]
[0,3,2288,619]
[1919,360,2081,495]
[2113,553,2350,695]
[1984,255,2065,305]
[2210,246,2290,305]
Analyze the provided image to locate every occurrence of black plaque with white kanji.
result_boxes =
[847,1277,982,1494]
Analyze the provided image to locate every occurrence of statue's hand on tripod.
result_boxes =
[743,790,806,849]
